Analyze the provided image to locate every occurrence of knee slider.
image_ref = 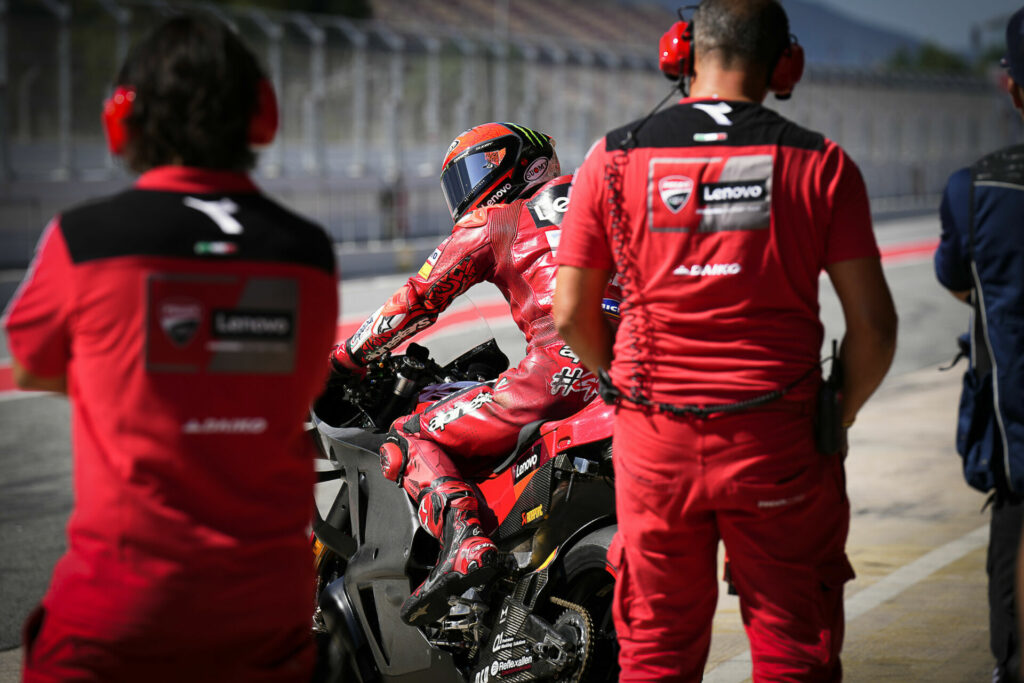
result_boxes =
[379,432,409,484]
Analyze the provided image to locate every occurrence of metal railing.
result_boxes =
[1,0,1019,269]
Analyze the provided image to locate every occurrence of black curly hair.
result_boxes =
[116,13,266,172]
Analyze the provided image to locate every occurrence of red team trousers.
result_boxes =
[610,402,854,682]
[21,605,314,683]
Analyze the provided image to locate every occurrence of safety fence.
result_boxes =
[0,0,1019,268]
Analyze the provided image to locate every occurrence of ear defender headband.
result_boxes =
[768,37,805,100]
[658,10,805,100]
[101,78,280,156]
[101,86,135,156]
[658,19,694,81]
[248,78,279,146]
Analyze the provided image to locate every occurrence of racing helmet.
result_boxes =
[440,122,560,222]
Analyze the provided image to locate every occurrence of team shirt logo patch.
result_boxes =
[147,276,299,375]
[159,299,202,347]
[212,310,292,339]
[700,180,766,204]
[649,154,772,233]
[194,241,238,256]
[658,176,694,213]
[673,263,742,276]
[182,417,267,434]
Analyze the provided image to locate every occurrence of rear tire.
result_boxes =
[554,531,620,682]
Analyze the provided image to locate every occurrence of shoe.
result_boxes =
[400,478,498,626]
[993,664,1016,683]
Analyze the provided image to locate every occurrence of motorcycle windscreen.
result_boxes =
[407,290,524,368]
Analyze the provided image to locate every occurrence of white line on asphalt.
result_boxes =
[0,390,55,403]
[703,523,990,682]
[884,256,934,269]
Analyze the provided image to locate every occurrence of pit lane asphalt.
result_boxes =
[0,213,992,680]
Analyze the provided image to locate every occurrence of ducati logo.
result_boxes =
[658,175,694,213]
[159,298,202,347]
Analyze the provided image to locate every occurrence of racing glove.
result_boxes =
[329,341,367,381]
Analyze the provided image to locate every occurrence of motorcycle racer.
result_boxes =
[331,122,620,626]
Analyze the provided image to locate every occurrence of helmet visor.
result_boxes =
[440,148,509,220]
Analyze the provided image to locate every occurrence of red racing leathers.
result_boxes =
[339,175,617,504]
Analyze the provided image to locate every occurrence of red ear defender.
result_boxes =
[248,78,278,147]
[659,20,694,80]
[101,86,135,156]
[769,39,805,100]
[102,79,277,155]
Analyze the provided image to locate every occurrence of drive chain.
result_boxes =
[550,596,593,683]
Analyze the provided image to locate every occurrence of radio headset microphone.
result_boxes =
[618,88,679,151]
[655,4,805,103]
[619,6,696,149]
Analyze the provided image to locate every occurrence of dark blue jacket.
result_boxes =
[936,144,1024,494]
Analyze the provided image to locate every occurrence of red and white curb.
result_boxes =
[0,239,939,399]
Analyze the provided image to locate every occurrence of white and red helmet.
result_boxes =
[440,122,560,222]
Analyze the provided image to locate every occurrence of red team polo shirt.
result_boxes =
[4,167,337,644]
[558,98,879,404]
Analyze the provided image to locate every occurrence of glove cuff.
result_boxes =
[330,342,364,374]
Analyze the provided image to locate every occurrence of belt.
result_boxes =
[597,365,819,419]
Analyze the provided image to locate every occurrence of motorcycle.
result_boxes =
[308,336,619,683]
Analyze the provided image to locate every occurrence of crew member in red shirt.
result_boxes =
[331,122,618,626]
[553,1,897,679]
[4,14,338,682]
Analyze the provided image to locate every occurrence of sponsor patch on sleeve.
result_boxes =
[601,297,621,319]
[418,246,444,280]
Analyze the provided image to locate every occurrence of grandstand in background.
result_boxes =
[0,0,1018,275]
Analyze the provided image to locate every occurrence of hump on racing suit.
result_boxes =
[341,173,621,366]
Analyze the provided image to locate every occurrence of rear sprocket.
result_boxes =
[550,596,593,683]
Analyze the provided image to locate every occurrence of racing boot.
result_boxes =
[400,477,499,627]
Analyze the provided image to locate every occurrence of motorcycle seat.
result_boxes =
[489,419,548,476]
